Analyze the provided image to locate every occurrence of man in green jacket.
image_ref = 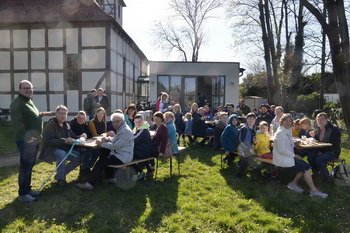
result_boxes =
[10,80,51,202]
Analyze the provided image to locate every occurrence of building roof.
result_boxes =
[0,0,113,24]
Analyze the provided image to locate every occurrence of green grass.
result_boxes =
[0,121,17,156]
[1,138,350,232]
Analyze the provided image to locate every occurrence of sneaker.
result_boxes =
[102,178,118,184]
[310,190,328,198]
[18,194,36,203]
[132,172,146,181]
[287,184,304,193]
[29,190,41,197]
[76,182,94,190]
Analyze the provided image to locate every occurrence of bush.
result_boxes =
[296,92,319,116]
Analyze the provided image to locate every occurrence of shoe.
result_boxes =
[102,178,118,184]
[132,172,146,181]
[29,190,41,197]
[18,194,36,203]
[76,182,94,190]
[56,180,67,188]
[287,184,304,193]
[310,190,328,198]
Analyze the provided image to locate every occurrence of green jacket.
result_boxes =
[9,93,43,141]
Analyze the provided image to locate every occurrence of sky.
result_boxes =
[123,0,244,65]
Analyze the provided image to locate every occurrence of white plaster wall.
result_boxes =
[31,72,46,91]
[110,29,117,51]
[49,73,64,91]
[82,72,105,91]
[13,30,28,48]
[0,30,10,48]
[111,72,117,92]
[82,49,106,69]
[50,94,64,110]
[0,95,12,108]
[67,90,79,111]
[32,94,48,111]
[82,27,106,46]
[13,73,29,91]
[49,51,63,69]
[31,29,45,48]
[48,29,63,48]
[31,51,45,70]
[0,52,10,70]
[14,51,28,70]
[0,73,11,91]
[66,28,79,54]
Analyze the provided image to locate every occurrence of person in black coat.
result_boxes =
[192,107,213,146]
[70,111,92,139]
[213,112,228,150]
[95,88,110,113]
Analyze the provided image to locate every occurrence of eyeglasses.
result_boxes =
[112,120,122,123]
[77,117,86,120]
[22,87,33,90]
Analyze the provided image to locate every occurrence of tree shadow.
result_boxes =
[219,166,350,232]
[0,168,180,232]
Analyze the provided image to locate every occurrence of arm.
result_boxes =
[88,121,98,137]
[43,123,66,147]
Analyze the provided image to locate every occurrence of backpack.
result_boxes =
[158,139,174,158]
[83,97,91,112]
[332,164,350,186]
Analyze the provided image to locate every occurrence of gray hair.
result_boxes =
[111,112,124,122]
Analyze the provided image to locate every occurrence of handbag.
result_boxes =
[159,139,174,158]
[332,164,350,186]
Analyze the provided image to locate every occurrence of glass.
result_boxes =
[184,77,196,94]
[158,76,169,93]
[169,76,181,103]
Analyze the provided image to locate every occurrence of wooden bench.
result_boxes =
[107,146,187,189]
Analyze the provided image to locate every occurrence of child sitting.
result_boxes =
[253,121,272,159]
[292,119,301,138]
[184,112,194,143]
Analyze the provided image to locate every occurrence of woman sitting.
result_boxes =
[124,104,137,130]
[133,114,152,173]
[88,107,107,137]
[273,114,328,198]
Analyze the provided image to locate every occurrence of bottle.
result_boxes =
[269,124,274,136]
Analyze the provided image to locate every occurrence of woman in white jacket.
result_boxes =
[273,114,328,198]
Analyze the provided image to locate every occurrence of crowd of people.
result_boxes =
[10,82,341,202]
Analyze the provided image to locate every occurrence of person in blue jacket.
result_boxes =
[164,111,179,154]
[133,114,152,173]
[221,114,239,164]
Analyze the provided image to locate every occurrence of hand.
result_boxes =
[80,133,87,139]
[253,136,257,144]
[40,111,53,116]
[64,137,74,144]
[106,131,115,137]
[294,155,302,160]
[26,137,37,143]
[309,130,315,137]
[96,139,103,146]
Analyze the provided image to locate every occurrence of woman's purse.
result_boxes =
[159,139,174,158]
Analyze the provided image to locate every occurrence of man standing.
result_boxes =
[94,88,110,113]
[239,99,251,115]
[10,80,51,202]
[39,105,87,187]
[83,89,97,120]
[309,112,341,183]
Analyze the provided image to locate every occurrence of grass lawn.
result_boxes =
[0,122,17,156]
[0,138,350,232]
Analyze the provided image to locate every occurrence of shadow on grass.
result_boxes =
[219,163,350,232]
[0,167,180,232]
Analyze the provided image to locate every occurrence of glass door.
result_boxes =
[183,77,197,112]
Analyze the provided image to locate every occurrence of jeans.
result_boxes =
[54,149,81,181]
[16,141,39,196]
[313,152,336,180]
[88,155,123,185]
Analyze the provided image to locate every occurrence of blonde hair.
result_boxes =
[299,117,311,127]
[173,104,182,113]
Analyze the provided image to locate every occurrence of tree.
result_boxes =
[301,0,350,137]
[152,0,223,62]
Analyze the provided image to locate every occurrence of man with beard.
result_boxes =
[255,104,273,126]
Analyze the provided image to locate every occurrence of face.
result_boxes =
[164,114,173,123]
[316,115,328,128]
[220,115,228,124]
[97,110,105,121]
[153,116,163,125]
[300,123,309,130]
[275,108,283,117]
[174,106,179,112]
[128,108,136,115]
[246,116,256,127]
[204,105,209,111]
[282,117,293,129]
[217,107,223,112]
[19,81,34,98]
[260,107,267,115]
[260,125,268,133]
[231,117,238,126]
[227,105,234,113]
[112,117,123,129]
[162,95,167,100]
[56,109,68,124]
[198,109,204,116]
[76,114,86,125]
[192,104,198,111]
[240,100,245,106]
[92,91,97,96]
[134,118,143,128]
[98,90,103,96]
